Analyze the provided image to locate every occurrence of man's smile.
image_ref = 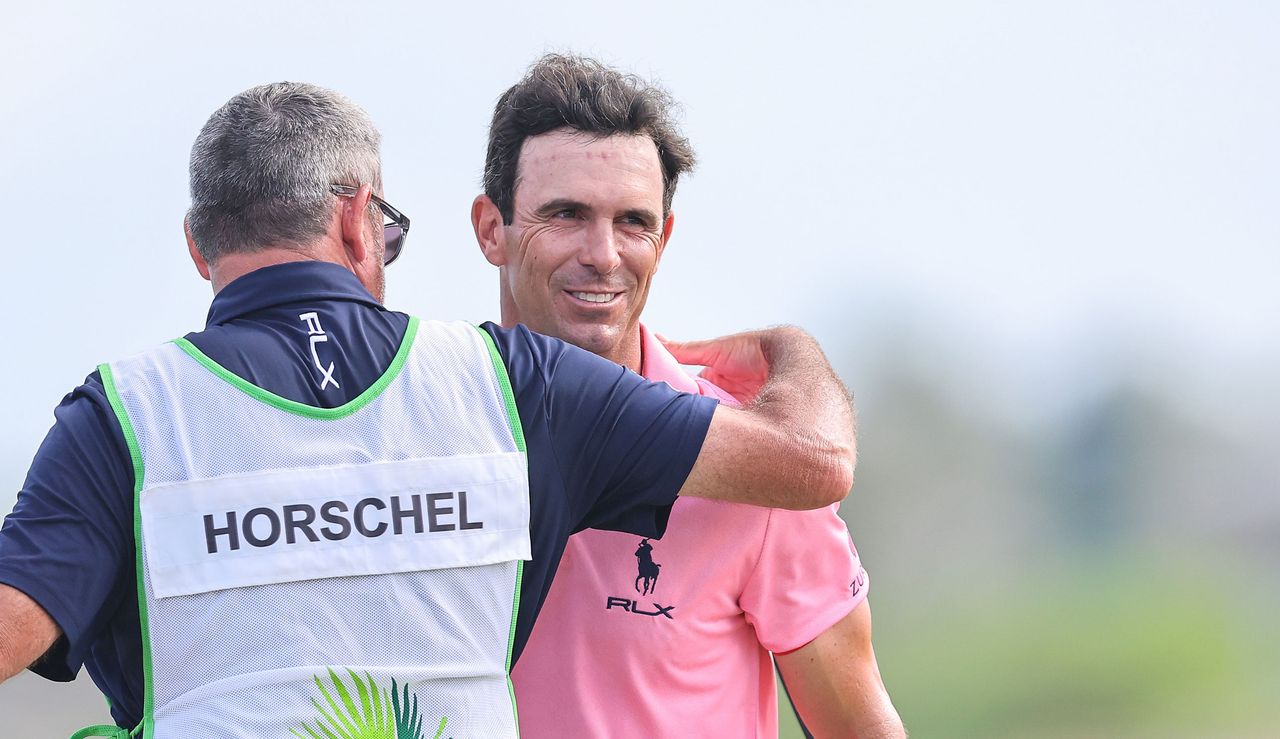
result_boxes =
[566,290,621,305]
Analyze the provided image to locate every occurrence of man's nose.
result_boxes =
[578,218,622,274]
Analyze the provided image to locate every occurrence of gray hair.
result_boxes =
[187,81,382,261]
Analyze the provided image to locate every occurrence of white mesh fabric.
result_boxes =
[108,320,526,738]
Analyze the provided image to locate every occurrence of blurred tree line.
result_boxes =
[817,321,1280,738]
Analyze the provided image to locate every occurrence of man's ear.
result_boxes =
[340,183,377,266]
[472,194,508,267]
[653,211,675,273]
[185,218,211,281]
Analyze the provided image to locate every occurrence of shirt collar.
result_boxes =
[205,261,384,327]
[638,323,702,394]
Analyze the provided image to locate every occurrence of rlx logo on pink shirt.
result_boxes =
[603,538,676,619]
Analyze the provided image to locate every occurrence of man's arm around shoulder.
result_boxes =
[672,326,857,511]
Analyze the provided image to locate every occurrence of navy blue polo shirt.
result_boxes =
[0,261,716,730]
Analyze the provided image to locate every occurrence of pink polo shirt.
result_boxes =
[512,325,868,738]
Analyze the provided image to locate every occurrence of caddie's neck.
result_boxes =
[186,202,385,302]
[196,240,382,303]
[204,247,318,294]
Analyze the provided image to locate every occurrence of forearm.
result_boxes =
[776,602,905,739]
[781,657,904,739]
[682,403,852,509]
[839,688,907,739]
[749,327,858,499]
[853,711,909,739]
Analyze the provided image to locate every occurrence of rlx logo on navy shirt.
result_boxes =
[300,311,340,390]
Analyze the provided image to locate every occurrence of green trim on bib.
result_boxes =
[172,317,421,420]
[69,725,131,739]
[504,559,525,735]
[474,326,527,453]
[98,363,155,739]
[476,325,527,736]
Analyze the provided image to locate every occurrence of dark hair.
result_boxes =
[483,54,696,223]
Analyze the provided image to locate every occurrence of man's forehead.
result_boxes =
[515,129,663,196]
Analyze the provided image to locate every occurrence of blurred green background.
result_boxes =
[769,330,1280,737]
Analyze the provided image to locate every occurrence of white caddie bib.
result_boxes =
[101,318,530,739]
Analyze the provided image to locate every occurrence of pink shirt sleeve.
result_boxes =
[739,504,868,653]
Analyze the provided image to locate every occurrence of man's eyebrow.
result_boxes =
[621,207,661,227]
[534,198,591,217]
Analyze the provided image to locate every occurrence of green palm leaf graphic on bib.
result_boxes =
[290,668,449,739]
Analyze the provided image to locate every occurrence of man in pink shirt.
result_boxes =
[471,54,905,738]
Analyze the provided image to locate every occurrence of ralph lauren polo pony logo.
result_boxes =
[634,538,661,595]
[602,538,676,620]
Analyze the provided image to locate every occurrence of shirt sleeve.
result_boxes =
[482,322,718,537]
[739,504,869,653]
[0,371,136,681]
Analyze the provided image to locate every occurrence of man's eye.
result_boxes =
[554,209,578,219]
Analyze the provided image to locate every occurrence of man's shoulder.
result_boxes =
[476,321,544,365]
[482,322,640,395]
[639,324,740,405]
[101,338,191,375]
[479,321,573,358]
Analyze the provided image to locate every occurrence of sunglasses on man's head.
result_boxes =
[329,184,410,265]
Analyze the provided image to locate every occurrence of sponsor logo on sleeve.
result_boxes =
[851,568,867,598]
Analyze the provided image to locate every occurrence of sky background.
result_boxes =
[2,1,1277,736]
[1,1,1276,439]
